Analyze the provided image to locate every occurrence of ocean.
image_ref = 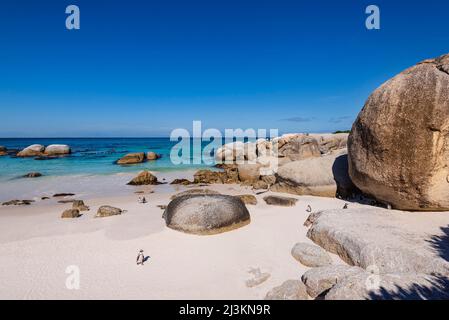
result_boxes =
[0,138,218,181]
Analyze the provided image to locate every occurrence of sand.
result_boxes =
[0,171,356,300]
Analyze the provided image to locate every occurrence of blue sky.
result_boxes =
[0,0,448,137]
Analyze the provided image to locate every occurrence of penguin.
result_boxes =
[343,203,348,209]
[136,249,145,265]
[306,205,312,213]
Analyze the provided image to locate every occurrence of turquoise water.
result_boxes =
[0,138,218,181]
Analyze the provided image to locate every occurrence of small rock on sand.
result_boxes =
[236,194,257,205]
[61,209,81,219]
[2,200,35,206]
[96,206,123,218]
[127,171,160,186]
[263,195,298,207]
[170,178,192,185]
[291,242,332,267]
[53,193,75,198]
[264,280,309,300]
[72,200,89,211]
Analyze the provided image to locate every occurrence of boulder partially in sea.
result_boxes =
[116,152,145,165]
[147,151,161,160]
[0,146,7,156]
[23,172,42,178]
[17,144,45,157]
[44,144,71,156]
[127,171,160,185]
[163,194,250,235]
[348,53,449,211]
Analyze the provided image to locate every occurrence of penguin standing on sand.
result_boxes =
[306,205,312,213]
[136,249,145,266]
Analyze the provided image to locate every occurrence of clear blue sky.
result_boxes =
[0,0,448,137]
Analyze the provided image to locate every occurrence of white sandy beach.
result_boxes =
[0,171,354,300]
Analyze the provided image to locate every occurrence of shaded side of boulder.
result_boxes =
[164,194,250,235]
[96,205,123,218]
[264,280,309,300]
[117,152,145,165]
[263,195,298,207]
[291,242,333,267]
[348,53,449,211]
[127,171,160,185]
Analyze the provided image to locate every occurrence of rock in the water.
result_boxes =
[306,208,449,275]
[147,151,161,160]
[170,178,192,185]
[263,195,298,207]
[301,265,364,298]
[72,200,89,211]
[44,144,71,156]
[23,172,42,178]
[348,53,449,211]
[2,199,34,206]
[17,144,45,157]
[236,194,257,205]
[264,280,309,300]
[291,242,333,267]
[164,194,250,235]
[246,268,271,288]
[0,146,7,156]
[170,188,220,200]
[271,150,354,198]
[278,135,321,161]
[127,171,160,185]
[96,205,123,218]
[61,209,81,219]
[325,272,449,300]
[116,152,145,165]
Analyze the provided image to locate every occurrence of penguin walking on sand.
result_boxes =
[136,249,145,266]
[343,203,349,209]
[306,205,312,213]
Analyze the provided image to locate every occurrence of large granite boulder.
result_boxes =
[301,265,364,298]
[325,272,449,300]
[310,133,348,154]
[264,280,309,300]
[17,144,45,157]
[169,188,220,200]
[272,150,355,198]
[127,171,160,185]
[44,144,71,156]
[163,194,250,235]
[306,208,449,275]
[291,242,333,267]
[237,163,261,183]
[348,53,449,211]
[117,152,145,165]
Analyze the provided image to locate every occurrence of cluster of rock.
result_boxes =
[61,200,123,219]
[16,144,71,158]
[116,151,161,165]
[201,133,353,197]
